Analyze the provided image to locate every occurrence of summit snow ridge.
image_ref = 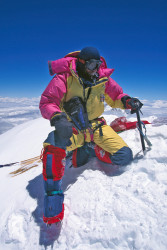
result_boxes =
[0,104,167,249]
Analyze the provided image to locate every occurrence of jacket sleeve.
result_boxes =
[39,74,67,120]
[104,77,128,109]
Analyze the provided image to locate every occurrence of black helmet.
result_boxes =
[78,47,100,61]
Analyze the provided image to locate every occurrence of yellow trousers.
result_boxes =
[67,119,128,155]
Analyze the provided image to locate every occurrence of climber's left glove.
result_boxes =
[121,96,143,114]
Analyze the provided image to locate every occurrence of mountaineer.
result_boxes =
[39,46,143,225]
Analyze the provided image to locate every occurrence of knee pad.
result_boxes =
[110,146,133,166]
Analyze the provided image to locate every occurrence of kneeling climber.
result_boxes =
[39,47,143,225]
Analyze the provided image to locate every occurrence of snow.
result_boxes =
[0,117,52,164]
[0,104,167,249]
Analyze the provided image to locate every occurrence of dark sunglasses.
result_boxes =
[85,59,102,71]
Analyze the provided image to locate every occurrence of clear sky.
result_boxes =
[0,0,167,100]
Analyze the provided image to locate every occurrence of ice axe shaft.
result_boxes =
[136,109,146,152]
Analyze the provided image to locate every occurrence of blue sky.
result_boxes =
[0,0,167,100]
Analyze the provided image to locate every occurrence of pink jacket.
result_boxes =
[39,51,127,120]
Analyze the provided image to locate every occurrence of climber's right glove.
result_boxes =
[50,112,73,145]
[121,96,143,114]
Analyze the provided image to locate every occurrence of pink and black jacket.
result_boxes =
[39,51,128,122]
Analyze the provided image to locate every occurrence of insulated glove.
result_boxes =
[50,112,73,145]
[122,96,143,114]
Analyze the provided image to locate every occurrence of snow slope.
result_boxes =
[0,106,167,250]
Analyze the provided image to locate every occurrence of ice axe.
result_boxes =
[135,108,152,153]
[136,109,146,152]
[128,98,152,153]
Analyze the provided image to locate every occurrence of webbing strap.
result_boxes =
[45,190,63,196]
[136,121,152,147]
[93,121,105,136]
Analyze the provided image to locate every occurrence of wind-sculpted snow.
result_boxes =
[0,99,167,249]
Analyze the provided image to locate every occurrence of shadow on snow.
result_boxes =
[26,157,126,248]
